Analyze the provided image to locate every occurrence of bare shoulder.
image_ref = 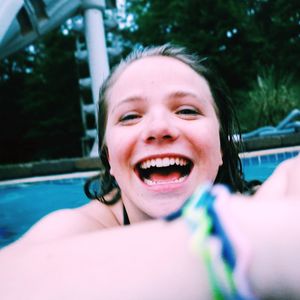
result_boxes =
[17,200,123,245]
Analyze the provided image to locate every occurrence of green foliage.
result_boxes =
[0,30,82,164]
[120,0,300,130]
[237,67,300,131]
[1,0,299,163]
[121,0,299,90]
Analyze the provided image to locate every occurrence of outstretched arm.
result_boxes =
[0,156,300,300]
[0,219,211,300]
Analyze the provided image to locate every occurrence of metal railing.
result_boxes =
[242,109,300,140]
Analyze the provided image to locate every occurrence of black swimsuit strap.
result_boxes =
[123,204,130,225]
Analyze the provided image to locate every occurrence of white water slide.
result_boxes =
[0,0,116,157]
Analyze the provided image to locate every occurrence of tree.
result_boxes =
[119,0,300,130]
[0,30,83,163]
[1,0,299,164]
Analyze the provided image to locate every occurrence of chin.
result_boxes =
[142,196,187,219]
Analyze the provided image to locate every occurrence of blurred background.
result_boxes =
[0,0,299,164]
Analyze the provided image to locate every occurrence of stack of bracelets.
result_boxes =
[165,183,257,300]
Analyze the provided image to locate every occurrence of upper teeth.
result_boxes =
[140,157,188,169]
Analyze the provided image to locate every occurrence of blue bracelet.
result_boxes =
[164,183,257,300]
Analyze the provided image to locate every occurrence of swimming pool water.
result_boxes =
[241,149,299,181]
[0,178,89,248]
[0,149,299,248]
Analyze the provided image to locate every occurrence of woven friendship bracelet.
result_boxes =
[164,183,257,300]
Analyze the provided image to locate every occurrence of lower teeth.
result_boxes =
[143,176,187,186]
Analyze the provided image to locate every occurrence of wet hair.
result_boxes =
[84,44,247,204]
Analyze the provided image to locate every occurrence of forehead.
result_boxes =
[107,56,214,106]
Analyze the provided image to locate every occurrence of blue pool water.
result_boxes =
[241,150,299,181]
[0,149,299,248]
[0,178,89,248]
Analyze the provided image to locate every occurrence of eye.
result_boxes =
[119,112,141,124]
[175,106,200,119]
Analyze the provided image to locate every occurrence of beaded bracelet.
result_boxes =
[165,183,257,300]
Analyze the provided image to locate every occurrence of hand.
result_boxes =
[254,154,300,201]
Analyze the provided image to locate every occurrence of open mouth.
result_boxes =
[135,156,193,186]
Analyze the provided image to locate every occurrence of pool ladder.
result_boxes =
[242,109,300,140]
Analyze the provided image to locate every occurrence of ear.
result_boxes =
[109,163,115,177]
[219,147,223,167]
[104,146,115,176]
[101,145,113,176]
[105,145,110,161]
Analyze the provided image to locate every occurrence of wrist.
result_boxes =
[225,197,300,299]
[166,184,257,299]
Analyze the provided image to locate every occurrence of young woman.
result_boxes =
[84,44,248,223]
[1,44,299,299]
[10,44,248,243]
[0,154,299,300]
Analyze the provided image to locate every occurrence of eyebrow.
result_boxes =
[170,91,201,100]
[110,96,145,114]
[169,90,217,113]
[110,90,210,114]
[169,91,209,105]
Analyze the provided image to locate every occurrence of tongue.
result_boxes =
[149,170,182,182]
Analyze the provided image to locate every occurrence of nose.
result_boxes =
[142,111,179,144]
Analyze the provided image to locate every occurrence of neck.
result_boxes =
[122,196,153,224]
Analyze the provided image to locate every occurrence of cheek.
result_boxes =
[194,120,223,166]
[196,138,222,182]
[207,131,223,166]
[105,129,119,177]
[107,148,127,178]
[105,128,136,177]
[200,137,222,162]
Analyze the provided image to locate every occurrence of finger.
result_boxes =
[285,154,300,199]
[254,155,299,200]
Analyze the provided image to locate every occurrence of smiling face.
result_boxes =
[105,56,223,221]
